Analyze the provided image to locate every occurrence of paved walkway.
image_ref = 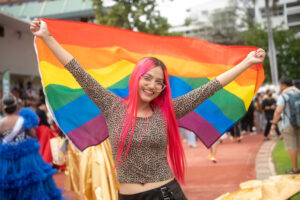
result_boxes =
[53,133,277,200]
[255,138,277,180]
[181,133,266,200]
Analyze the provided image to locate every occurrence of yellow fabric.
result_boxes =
[65,139,119,200]
[215,175,300,200]
[40,60,135,88]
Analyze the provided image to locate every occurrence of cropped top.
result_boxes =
[65,59,223,183]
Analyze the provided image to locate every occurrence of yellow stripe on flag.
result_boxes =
[40,60,135,88]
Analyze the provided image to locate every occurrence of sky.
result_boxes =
[102,0,230,27]
[157,0,229,26]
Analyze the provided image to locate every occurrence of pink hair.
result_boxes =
[115,57,186,183]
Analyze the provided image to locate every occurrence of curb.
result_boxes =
[255,138,278,180]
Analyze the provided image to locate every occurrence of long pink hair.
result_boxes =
[115,57,186,183]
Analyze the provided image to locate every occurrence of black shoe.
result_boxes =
[285,169,300,174]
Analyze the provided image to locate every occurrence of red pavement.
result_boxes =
[54,133,264,200]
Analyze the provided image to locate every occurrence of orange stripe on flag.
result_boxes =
[43,18,260,70]
[36,39,260,87]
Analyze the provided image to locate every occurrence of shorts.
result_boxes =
[282,126,300,150]
[118,179,187,200]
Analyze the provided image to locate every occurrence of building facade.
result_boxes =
[0,0,94,21]
[0,0,94,90]
[255,0,300,37]
[170,0,300,40]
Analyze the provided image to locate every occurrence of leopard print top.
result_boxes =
[65,58,222,183]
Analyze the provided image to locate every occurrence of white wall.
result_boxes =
[0,23,38,77]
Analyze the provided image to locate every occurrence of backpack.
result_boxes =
[282,91,300,127]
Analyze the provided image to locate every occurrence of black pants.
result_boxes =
[118,179,187,200]
[241,115,254,132]
[264,120,281,137]
[230,124,240,137]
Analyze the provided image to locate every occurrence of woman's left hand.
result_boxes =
[246,48,266,65]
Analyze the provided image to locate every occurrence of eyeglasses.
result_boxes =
[141,75,166,92]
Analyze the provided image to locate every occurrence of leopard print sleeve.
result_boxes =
[64,58,122,115]
[173,78,223,119]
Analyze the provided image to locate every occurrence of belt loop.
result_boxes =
[161,186,171,200]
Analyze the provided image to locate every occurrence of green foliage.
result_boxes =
[272,140,300,199]
[183,0,300,83]
[240,24,300,82]
[272,140,300,174]
[184,18,192,26]
[92,0,182,36]
[291,192,300,200]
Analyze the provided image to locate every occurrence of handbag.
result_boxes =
[50,137,66,165]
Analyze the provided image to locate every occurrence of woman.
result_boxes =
[254,93,265,134]
[0,94,62,199]
[30,19,265,199]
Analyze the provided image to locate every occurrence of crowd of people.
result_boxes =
[0,91,63,199]
[1,75,299,199]
[0,84,65,164]
[2,75,300,199]
[179,78,300,170]
[27,18,267,200]
[0,17,299,200]
[1,72,300,200]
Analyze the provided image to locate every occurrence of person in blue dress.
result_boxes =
[0,93,62,200]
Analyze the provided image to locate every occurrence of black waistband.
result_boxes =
[118,179,179,200]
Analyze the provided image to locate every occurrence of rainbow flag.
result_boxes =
[35,19,264,151]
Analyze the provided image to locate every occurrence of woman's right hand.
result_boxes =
[30,19,50,39]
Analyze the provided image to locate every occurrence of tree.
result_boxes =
[241,24,300,82]
[183,17,194,26]
[206,7,242,45]
[92,0,181,36]
[182,1,254,45]
[228,0,256,29]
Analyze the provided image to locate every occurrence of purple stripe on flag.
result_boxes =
[178,111,221,148]
[67,114,109,151]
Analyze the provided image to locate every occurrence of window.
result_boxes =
[0,24,4,37]
[287,1,300,8]
[287,13,300,23]
[260,5,284,18]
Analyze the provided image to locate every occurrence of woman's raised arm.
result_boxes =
[216,48,265,87]
[173,48,265,119]
[30,19,121,116]
[30,19,73,66]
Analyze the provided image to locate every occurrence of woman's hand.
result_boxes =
[246,48,266,65]
[30,19,50,39]
[216,48,266,87]
[30,19,73,65]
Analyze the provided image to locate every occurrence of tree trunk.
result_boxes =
[265,0,278,85]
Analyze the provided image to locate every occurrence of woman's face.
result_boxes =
[138,66,165,104]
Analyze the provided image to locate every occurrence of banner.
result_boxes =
[2,70,10,97]
[35,19,264,151]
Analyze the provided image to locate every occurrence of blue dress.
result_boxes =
[0,108,62,200]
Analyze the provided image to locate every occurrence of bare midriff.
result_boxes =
[119,177,174,195]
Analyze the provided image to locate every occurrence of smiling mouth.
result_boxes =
[143,89,154,96]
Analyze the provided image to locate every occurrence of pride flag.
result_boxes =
[35,19,264,151]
